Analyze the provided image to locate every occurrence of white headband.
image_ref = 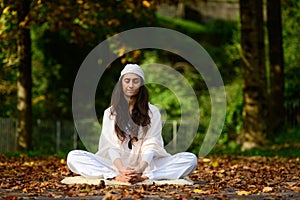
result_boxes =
[120,64,145,82]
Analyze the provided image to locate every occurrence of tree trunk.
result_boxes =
[267,0,285,134]
[16,0,32,151]
[240,0,268,150]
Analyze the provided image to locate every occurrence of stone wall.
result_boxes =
[187,1,240,21]
[157,1,267,22]
[157,1,240,22]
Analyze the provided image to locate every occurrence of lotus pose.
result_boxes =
[67,64,197,184]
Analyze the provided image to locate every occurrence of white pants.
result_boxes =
[67,150,197,180]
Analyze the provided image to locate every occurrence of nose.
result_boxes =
[128,80,134,88]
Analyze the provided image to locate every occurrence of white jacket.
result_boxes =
[95,103,171,173]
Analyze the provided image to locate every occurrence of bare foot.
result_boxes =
[111,173,149,184]
[129,175,148,184]
[113,175,131,184]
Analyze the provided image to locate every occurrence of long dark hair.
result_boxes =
[110,78,151,142]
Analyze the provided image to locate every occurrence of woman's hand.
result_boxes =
[116,167,148,184]
[128,173,148,184]
[118,166,135,177]
[126,162,149,184]
[113,158,149,184]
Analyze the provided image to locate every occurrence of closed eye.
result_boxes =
[124,78,140,84]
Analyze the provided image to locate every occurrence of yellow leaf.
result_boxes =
[262,187,273,193]
[142,0,151,7]
[60,158,65,164]
[83,3,90,9]
[3,6,10,14]
[23,161,34,166]
[212,160,219,168]
[33,95,45,104]
[117,47,126,57]
[193,189,204,193]
[202,158,210,162]
[236,190,251,196]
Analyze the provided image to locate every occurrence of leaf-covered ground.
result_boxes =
[0,154,300,199]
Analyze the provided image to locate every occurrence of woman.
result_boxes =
[67,64,198,184]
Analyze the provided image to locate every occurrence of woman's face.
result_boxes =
[122,73,142,99]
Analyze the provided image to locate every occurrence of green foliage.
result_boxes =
[282,0,300,104]
[0,2,19,117]
[156,16,242,151]
[31,26,89,119]
[157,14,238,47]
[218,79,243,149]
[142,51,201,119]
[1,0,299,155]
[0,0,158,119]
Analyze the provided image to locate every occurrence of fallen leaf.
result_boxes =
[193,189,204,193]
[1,154,300,199]
[203,158,211,162]
[212,160,219,168]
[236,190,251,196]
[291,186,300,193]
[262,186,273,193]
[48,192,63,198]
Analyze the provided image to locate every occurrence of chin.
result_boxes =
[126,92,136,96]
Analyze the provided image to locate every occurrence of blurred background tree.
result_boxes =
[1,0,158,151]
[239,0,268,150]
[0,0,299,155]
[267,0,285,135]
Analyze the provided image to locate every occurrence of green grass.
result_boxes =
[2,150,68,158]
[206,0,238,2]
[156,14,238,47]
[156,14,208,34]
[211,126,300,158]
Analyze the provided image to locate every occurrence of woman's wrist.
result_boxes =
[113,158,125,173]
[138,161,148,174]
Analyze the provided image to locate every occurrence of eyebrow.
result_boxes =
[124,78,140,81]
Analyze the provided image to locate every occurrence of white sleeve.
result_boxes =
[108,149,121,162]
[140,105,169,164]
[141,150,155,164]
[97,109,121,162]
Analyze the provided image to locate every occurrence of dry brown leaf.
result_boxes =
[291,186,300,193]
[1,154,300,199]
